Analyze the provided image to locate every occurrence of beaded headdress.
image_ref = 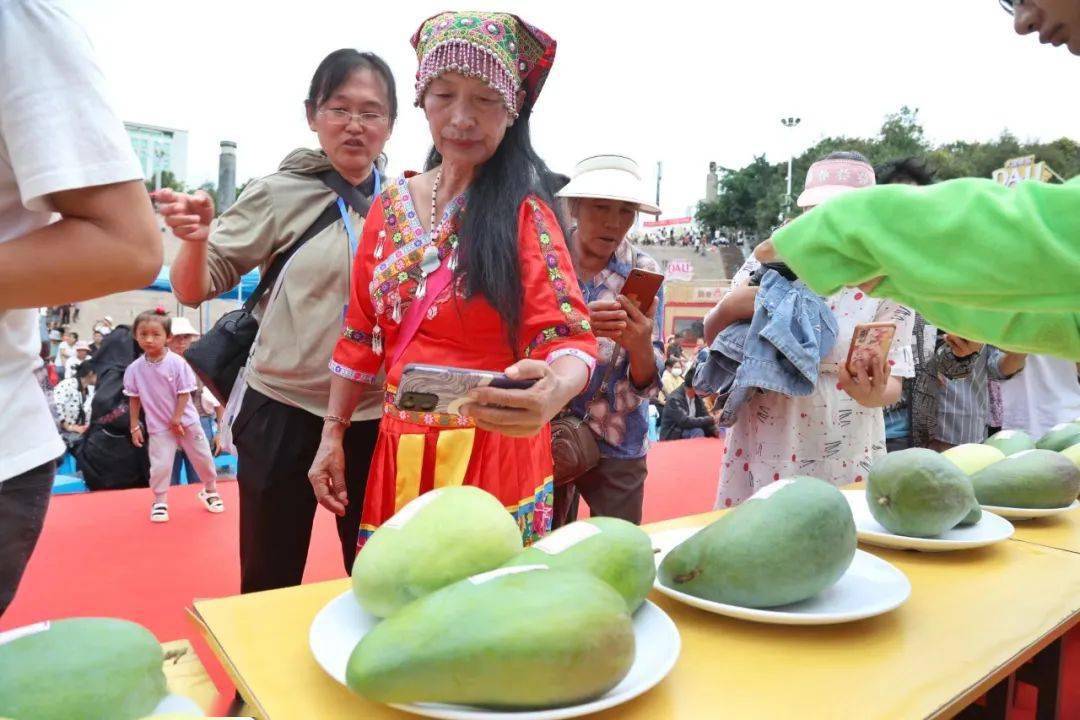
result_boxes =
[411,11,557,118]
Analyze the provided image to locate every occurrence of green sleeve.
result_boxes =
[910,303,1080,358]
[772,177,1080,359]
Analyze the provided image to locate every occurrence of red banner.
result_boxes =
[643,216,693,228]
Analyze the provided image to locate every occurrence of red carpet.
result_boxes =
[2,436,1076,717]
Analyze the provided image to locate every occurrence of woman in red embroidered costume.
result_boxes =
[307,11,597,546]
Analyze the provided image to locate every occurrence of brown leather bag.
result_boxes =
[550,413,601,486]
[550,349,621,486]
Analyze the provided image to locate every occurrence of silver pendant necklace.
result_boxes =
[420,168,443,278]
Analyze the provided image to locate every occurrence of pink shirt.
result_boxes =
[122,350,200,434]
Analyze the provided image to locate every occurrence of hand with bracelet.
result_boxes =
[308,413,351,516]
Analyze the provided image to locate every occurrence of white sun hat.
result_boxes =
[169,316,199,337]
[557,154,662,215]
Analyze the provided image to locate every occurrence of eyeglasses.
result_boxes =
[1000,0,1014,15]
[318,108,389,128]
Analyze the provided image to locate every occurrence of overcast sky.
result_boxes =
[66,0,1079,216]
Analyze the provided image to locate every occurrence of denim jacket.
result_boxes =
[695,269,838,426]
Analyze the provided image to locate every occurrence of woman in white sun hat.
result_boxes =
[552,154,666,526]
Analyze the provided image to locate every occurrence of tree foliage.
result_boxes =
[695,106,1079,240]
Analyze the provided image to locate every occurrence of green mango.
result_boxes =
[0,618,167,720]
[1061,442,1080,470]
[658,477,856,608]
[503,517,655,612]
[942,443,1006,476]
[971,449,1080,508]
[347,566,635,707]
[956,502,983,527]
[984,429,1036,456]
[1035,422,1080,452]
[868,448,975,537]
[352,486,523,617]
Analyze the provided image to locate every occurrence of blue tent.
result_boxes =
[146,265,261,303]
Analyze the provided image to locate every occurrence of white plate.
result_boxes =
[651,527,910,625]
[309,590,681,720]
[980,499,1080,520]
[842,490,1014,552]
[151,694,205,715]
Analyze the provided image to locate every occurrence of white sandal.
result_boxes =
[150,502,169,523]
[197,489,225,514]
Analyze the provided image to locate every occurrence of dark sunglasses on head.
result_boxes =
[1000,0,1015,15]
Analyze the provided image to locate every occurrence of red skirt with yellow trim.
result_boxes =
[357,399,556,549]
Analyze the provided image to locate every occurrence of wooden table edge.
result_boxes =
[927,605,1080,718]
[186,604,268,720]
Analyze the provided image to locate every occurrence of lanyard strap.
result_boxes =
[336,167,380,260]
[337,197,359,258]
[337,167,381,316]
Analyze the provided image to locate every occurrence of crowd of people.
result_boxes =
[2,0,1079,622]
[635,228,747,255]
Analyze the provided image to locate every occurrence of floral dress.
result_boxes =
[714,256,915,508]
[331,177,598,546]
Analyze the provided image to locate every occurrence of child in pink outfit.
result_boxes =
[123,310,225,522]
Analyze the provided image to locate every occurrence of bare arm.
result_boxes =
[309,374,375,516]
[0,181,162,309]
[159,189,216,305]
[703,302,735,345]
[128,396,144,447]
[704,285,758,345]
[992,348,1027,380]
[171,393,189,427]
[170,232,213,305]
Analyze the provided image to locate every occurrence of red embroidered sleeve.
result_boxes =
[517,197,598,372]
[330,200,385,385]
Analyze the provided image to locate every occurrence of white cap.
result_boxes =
[169,317,199,337]
[557,155,662,215]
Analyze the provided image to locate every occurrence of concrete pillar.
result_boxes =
[706,161,719,203]
[217,141,237,211]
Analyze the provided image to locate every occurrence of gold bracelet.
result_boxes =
[324,415,351,428]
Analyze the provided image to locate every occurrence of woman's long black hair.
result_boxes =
[425,103,569,354]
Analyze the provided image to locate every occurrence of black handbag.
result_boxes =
[186,170,374,403]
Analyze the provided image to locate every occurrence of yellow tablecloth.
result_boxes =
[161,639,218,713]
[846,480,1080,555]
[191,510,1080,720]
[1006,509,1080,555]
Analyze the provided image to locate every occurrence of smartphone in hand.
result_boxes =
[846,322,896,376]
[395,363,538,416]
[618,269,664,310]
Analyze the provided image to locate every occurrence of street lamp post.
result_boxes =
[780,116,801,217]
[153,146,166,191]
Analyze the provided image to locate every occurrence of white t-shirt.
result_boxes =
[64,355,85,380]
[54,340,74,364]
[0,0,143,481]
[1000,355,1080,439]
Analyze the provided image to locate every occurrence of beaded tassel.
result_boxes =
[374,240,383,260]
[372,325,383,355]
[391,294,402,323]
[416,274,428,300]
[448,247,459,272]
